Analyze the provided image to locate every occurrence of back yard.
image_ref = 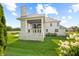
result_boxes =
[5,32,66,56]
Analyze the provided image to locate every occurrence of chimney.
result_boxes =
[21,4,27,17]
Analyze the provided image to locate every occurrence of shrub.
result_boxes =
[58,33,79,56]
[45,33,57,37]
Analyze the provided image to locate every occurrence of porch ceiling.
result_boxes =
[27,19,41,23]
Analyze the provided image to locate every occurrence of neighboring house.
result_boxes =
[67,26,78,32]
[17,5,66,41]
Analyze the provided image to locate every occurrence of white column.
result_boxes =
[25,20,28,33]
[25,19,28,39]
[20,20,27,39]
[41,18,45,40]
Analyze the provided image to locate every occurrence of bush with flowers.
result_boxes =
[58,32,79,56]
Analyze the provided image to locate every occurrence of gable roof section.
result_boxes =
[27,13,60,22]
[17,13,60,22]
[59,25,66,29]
[27,13,44,17]
[45,17,60,22]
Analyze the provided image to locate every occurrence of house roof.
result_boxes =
[17,13,60,22]
[27,13,60,22]
[45,17,60,22]
[27,13,44,17]
[59,25,66,29]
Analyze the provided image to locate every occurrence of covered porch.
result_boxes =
[20,17,45,41]
[27,19,41,33]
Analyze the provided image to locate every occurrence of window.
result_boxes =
[37,24,41,28]
[46,29,48,32]
[33,24,37,28]
[50,23,52,27]
[55,29,58,32]
[28,29,30,33]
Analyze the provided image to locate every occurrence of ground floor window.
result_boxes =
[55,29,58,32]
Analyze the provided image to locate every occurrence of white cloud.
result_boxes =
[60,20,67,25]
[68,16,72,20]
[45,6,58,15]
[36,4,44,14]
[68,9,72,13]
[36,4,58,15]
[30,7,32,10]
[61,16,72,20]
[61,20,67,23]
[12,12,17,16]
[5,3,17,12]
[4,2,17,17]
[44,4,49,7]
[37,4,44,9]
[60,15,72,25]
[61,16,66,19]
[72,4,79,13]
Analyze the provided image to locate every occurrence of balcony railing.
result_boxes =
[28,28,41,33]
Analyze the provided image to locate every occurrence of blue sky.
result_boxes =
[3,3,79,28]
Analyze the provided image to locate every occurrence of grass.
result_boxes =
[5,32,66,56]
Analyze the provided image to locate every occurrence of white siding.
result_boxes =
[19,20,27,39]
[19,15,66,41]
[57,29,66,36]
[44,20,66,36]
[44,22,59,34]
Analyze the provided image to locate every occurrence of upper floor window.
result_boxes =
[46,29,48,32]
[50,23,52,27]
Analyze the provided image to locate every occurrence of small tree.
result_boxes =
[0,4,7,55]
[0,22,4,55]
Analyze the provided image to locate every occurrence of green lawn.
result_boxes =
[5,32,66,56]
